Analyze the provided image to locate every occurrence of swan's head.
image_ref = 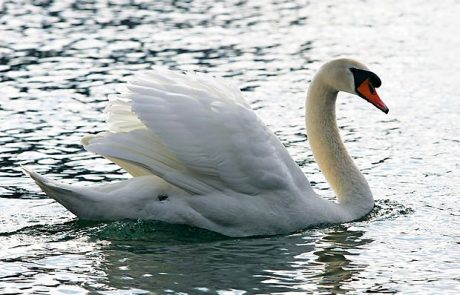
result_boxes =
[318,58,389,114]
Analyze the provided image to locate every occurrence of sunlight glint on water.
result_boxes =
[1,0,459,294]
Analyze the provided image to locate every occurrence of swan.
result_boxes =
[24,58,388,237]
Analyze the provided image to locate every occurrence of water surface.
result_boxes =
[1,0,459,294]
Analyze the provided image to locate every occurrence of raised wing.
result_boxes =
[85,69,312,196]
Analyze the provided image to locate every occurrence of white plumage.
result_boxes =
[25,59,387,237]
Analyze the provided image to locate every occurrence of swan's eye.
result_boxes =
[350,68,382,90]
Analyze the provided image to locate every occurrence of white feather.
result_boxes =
[25,59,380,237]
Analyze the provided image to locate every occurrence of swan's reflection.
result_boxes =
[313,226,373,294]
[90,222,373,293]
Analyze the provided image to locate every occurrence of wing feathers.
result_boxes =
[84,69,311,197]
[83,131,218,194]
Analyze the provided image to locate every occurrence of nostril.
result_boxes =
[369,83,376,94]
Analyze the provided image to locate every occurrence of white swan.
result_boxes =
[24,58,388,237]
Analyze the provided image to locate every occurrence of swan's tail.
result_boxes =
[22,166,188,221]
[22,166,102,219]
[22,166,73,201]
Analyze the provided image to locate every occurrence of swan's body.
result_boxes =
[25,58,388,237]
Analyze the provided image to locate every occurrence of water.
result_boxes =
[1,0,459,293]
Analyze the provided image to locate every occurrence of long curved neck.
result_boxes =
[305,75,373,213]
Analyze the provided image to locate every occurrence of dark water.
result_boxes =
[1,0,459,294]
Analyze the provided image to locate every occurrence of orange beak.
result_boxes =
[357,79,389,114]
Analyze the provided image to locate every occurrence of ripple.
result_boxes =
[1,0,459,293]
[366,199,415,221]
[88,220,226,243]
